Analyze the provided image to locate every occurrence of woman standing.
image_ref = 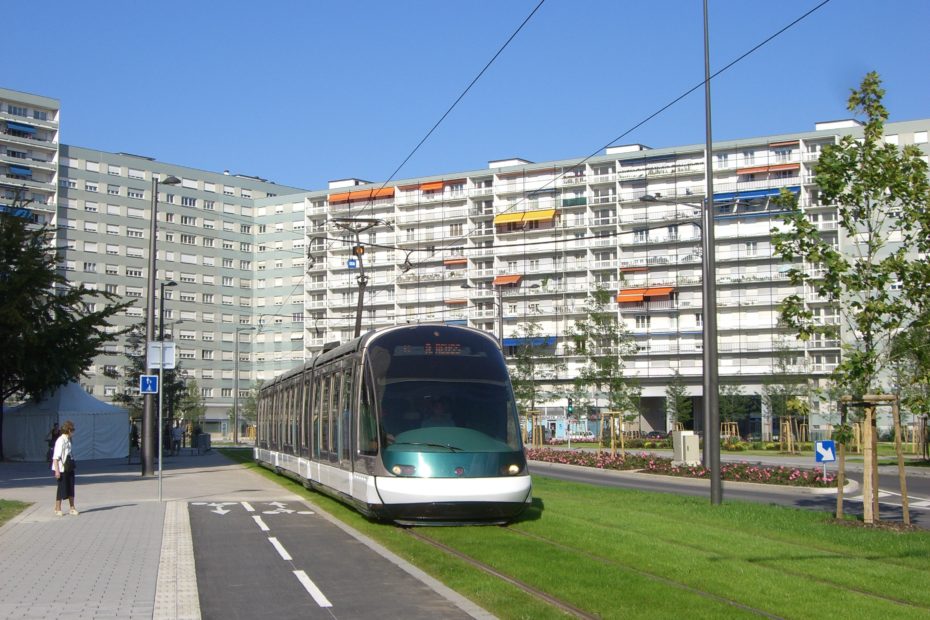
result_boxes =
[51,420,78,516]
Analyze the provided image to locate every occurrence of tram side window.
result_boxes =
[311,375,322,459]
[300,378,311,454]
[332,370,343,462]
[320,375,331,456]
[358,382,378,456]
[339,366,353,464]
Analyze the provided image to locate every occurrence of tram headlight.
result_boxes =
[391,464,416,476]
[505,463,521,476]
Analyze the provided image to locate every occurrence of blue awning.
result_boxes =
[503,336,557,347]
[6,121,36,134]
[713,186,799,202]
[0,204,33,219]
[8,165,32,176]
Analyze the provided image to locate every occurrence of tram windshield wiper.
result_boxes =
[392,441,463,452]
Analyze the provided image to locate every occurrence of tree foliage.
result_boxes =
[571,286,640,419]
[179,379,206,431]
[0,207,130,459]
[719,384,752,423]
[771,71,930,397]
[110,323,187,420]
[509,317,565,414]
[665,370,692,427]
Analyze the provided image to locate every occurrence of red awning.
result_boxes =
[493,274,522,286]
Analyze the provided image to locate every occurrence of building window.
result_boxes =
[128,188,144,199]
[635,315,650,329]
[126,268,143,278]
[181,196,197,207]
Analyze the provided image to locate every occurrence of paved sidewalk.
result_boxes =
[0,450,301,619]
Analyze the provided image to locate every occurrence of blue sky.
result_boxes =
[7,1,929,190]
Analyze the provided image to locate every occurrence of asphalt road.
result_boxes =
[189,499,476,619]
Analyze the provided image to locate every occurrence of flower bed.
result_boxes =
[526,448,836,488]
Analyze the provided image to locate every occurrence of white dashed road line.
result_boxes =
[294,570,333,608]
[268,536,293,561]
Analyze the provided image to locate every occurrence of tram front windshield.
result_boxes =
[367,328,522,452]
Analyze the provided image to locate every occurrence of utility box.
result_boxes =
[672,431,700,466]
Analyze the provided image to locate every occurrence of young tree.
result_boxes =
[110,323,186,420]
[509,317,565,414]
[239,380,263,428]
[718,384,751,424]
[179,379,206,434]
[665,370,692,429]
[571,285,640,425]
[771,72,930,518]
[0,206,130,459]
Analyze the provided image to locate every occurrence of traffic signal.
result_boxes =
[353,245,365,256]
[567,398,574,414]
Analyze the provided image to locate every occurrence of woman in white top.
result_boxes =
[51,420,77,516]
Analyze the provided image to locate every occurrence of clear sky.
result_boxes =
[6,0,929,190]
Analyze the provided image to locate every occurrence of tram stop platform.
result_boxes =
[0,449,491,619]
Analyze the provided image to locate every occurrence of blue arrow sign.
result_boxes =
[140,374,159,394]
[815,440,836,463]
[347,258,358,269]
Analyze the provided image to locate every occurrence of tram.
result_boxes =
[254,324,532,525]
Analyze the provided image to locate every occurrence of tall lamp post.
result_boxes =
[157,280,177,502]
[142,174,181,477]
[233,326,256,445]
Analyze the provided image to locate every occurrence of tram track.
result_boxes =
[407,524,783,619]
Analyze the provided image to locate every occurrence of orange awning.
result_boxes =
[328,187,395,204]
[769,140,799,148]
[736,162,800,175]
[419,181,444,192]
[443,258,467,266]
[493,274,522,286]
[644,286,674,297]
[616,288,646,303]
[735,165,770,175]
[444,298,467,305]
[620,266,648,273]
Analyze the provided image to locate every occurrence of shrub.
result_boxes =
[525,447,836,487]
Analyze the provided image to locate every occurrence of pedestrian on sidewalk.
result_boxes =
[51,420,78,517]
[45,422,60,464]
[171,421,183,456]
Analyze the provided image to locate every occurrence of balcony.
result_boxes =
[561,196,587,208]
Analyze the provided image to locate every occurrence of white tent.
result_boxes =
[3,382,129,461]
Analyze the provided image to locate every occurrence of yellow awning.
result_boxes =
[493,209,557,226]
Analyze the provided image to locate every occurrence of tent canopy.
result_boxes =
[3,382,129,461]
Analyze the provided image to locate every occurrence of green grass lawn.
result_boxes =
[0,500,29,528]
[221,448,930,619]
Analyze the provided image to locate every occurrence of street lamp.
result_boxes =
[233,325,256,445]
[142,174,181,477]
[157,280,177,502]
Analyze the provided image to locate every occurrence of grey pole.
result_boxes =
[143,175,179,477]
[702,0,722,504]
[157,280,176,501]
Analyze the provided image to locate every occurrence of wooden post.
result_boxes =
[862,405,874,524]
[836,402,846,521]
[892,399,910,526]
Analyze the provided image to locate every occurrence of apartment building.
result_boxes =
[3,86,927,438]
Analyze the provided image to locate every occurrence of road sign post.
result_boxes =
[815,439,836,477]
[140,375,159,394]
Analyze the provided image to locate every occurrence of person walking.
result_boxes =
[51,420,78,517]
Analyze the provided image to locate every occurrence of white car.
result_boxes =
[568,430,595,441]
